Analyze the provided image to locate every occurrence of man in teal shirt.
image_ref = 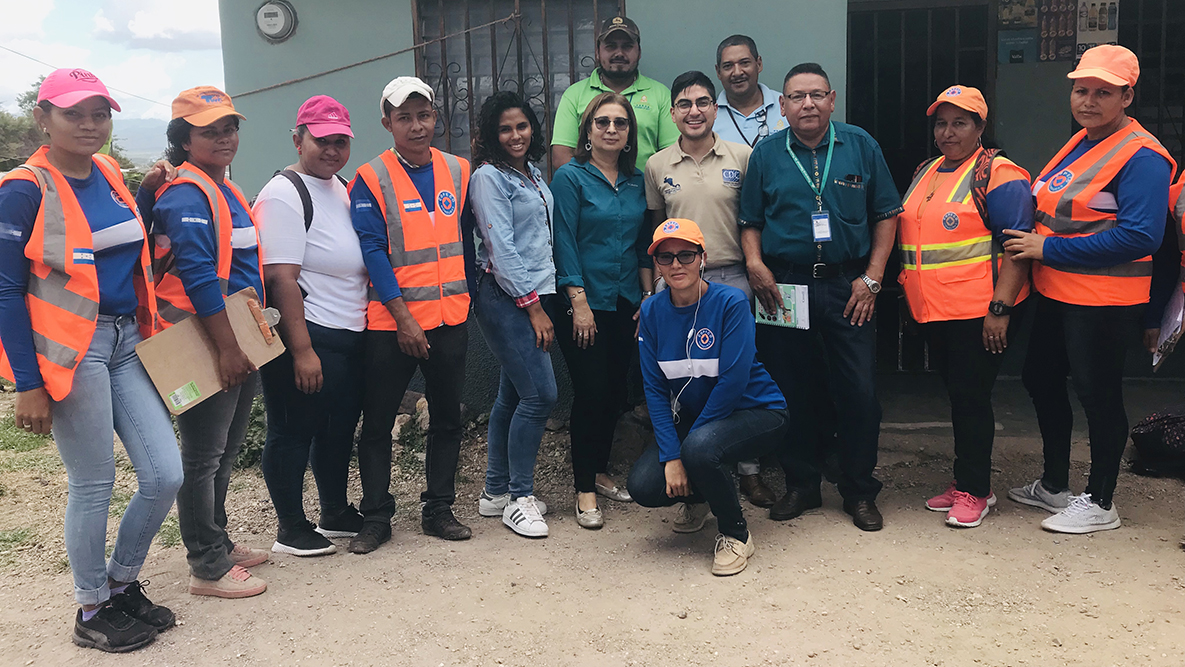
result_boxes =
[550,15,679,171]
[739,63,902,533]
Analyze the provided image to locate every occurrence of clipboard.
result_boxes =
[135,287,284,414]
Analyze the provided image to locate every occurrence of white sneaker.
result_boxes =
[480,490,547,517]
[1040,494,1120,534]
[1007,479,1072,513]
[503,496,548,538]
[672,502,712,533]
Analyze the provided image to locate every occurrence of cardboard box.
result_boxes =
[136,287,284,415]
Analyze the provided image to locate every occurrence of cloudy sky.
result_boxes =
[0,0,224,120]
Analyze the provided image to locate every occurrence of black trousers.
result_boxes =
[1022,294,1141,508]
[755,267,883,501]
[922,307,1024,498]
[551,296,637,493]
[356,322,468,521]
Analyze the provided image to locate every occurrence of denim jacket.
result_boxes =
[470,162,556,303]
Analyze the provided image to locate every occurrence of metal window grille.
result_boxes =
[1118,0,1185,168]
[412,0,627,171]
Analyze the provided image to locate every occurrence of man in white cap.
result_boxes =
[348,76,474,552]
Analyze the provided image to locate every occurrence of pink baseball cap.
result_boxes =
[37,68,121,112]
[296,95,353,138]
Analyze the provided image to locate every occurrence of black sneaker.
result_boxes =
[347,521,391,554]
[317,504,365,538]
[108,580,175,632]
[272,521,337,557]
[422,506,472,541]
[72,604,156,653]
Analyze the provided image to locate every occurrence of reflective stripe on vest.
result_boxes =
[0,148,156,399]
[360,148,471,331]
[1031,120,1176,307]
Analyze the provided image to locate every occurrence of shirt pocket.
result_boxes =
[935,260,990,284]
[830,178,867,224]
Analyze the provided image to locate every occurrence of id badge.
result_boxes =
[812,210,832,242]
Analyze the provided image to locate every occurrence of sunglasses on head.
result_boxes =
[593,116,630,131]
[654,249,703,266]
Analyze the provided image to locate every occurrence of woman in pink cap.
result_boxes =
[0,68,181,652]
[1004,45,1176,534]
[253,95,367,557]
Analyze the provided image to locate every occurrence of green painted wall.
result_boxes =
[219,0,417,196]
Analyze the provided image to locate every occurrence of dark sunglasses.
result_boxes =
[593,116,630,131]
[654,250,703,266]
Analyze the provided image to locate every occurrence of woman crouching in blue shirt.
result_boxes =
[470,91,556,538]
[627,218,788,576]
[138,87,269,599]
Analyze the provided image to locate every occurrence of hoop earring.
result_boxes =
[584,142,592,151]
[624,144,632,153]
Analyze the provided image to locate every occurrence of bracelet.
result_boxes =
[642,291,653,297]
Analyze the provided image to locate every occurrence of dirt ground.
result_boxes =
[0,376,1184,667]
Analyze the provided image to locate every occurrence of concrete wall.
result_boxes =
[993,60,1074,177]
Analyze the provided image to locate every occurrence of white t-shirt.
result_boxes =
[254,171,369,332]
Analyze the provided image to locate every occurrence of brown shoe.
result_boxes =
[738,474,776,508]
[188,565,267,599]
[229,544,269,568]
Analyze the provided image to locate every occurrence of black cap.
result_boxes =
[597,16,640,43]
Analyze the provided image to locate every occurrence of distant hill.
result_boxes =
[112,118,169,167]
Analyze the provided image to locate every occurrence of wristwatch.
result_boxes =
[988,300,1013,316]
[859,274,882,294]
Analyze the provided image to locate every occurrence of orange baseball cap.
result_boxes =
[1068,45,1139,87]
[649,218,707,255]
[926,85,988,119]
[171,86,246,127]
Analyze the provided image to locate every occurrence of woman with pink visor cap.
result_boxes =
[253,96,367,557]
[0,69,182,652]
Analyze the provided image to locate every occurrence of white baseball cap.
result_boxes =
[380,77,434,114]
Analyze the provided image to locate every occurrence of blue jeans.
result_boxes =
[261,322,365,530]
[755,266,883,501]
[52,315,183,605]
[628,408,788,541]
[474,273,558,498]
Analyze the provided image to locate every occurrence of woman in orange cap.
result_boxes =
[897,85,1034,529]
[137,86,269,597]
[625,218,787,575]
[1003,45,1176,534]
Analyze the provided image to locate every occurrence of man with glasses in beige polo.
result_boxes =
[643,70,778,509]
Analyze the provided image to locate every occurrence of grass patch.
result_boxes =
[155,515,181,548]
[0,527,35,567]
[108,488,133,519]
[0,418,51,453]
[234,396,267,469]
[0,448,62,474]
[394,417,426,474]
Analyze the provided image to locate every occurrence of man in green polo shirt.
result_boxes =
[739,62,902,534]
[550,15,678,172]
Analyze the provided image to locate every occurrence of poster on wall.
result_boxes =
[1075,0,1119,60]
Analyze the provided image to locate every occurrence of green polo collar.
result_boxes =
[590,69,655,96]
[787,124,844,150]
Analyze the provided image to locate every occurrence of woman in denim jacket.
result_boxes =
[469,91,556,538]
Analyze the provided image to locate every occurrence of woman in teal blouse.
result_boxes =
[551,91,650,530]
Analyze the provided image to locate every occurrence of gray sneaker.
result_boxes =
[672,503,712,533]
[479,490,547,517]
[1041,494,1121,534]
[1007,479,1071,513]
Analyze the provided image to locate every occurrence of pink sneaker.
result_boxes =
[946,490,991,528]
[926,483,997,512]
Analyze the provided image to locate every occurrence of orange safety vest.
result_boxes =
[898,148,1032,323]
[353,148,470,331]
[1031,120,1177,307]
[152,163,263,328]
[0,147,157,400]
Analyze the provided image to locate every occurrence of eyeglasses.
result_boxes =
[593,116,630,131]
[754,107,769,139]
[674,97,715,112]
[786,90,832,104]
[654,250,703,266]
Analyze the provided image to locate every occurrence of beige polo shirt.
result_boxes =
[644,134,752,268]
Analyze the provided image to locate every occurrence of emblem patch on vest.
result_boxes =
[695,328,715,350]
[403,199,423,212]
[72,248,95,265]
[1047,169,1073,193]
[437,191,456,216]
[942,212,960,230]
[110,190,130,208]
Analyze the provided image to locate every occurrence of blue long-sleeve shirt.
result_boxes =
[0,166,144,391]
[470,162,556,301]
[143,182,262,317]
[638,282,786,462]
[349,157,475,304]
[1039,143,1172,268]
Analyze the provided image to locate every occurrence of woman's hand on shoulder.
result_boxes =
[139,160,178,193]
